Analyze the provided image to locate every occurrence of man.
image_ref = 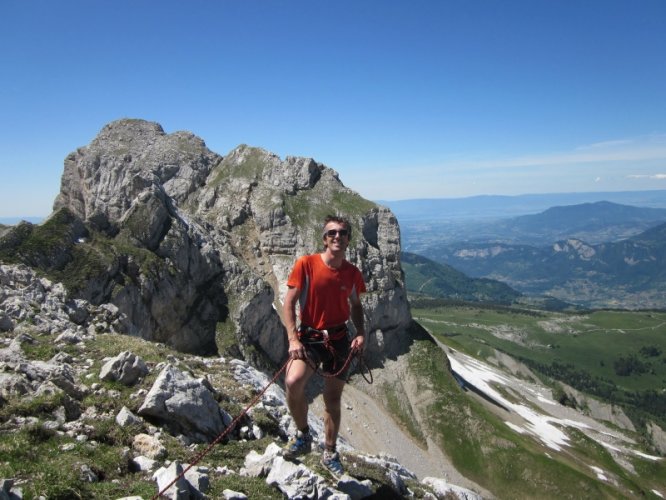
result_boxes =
[281,215,366,476]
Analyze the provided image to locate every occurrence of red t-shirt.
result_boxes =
[287,253,366,330]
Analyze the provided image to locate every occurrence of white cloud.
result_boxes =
[576,139,634,150]
[344,132,666,200]
[455,134,666,171]
[626,174,666,180]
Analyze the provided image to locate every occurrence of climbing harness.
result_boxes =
[298,327,373,384]
[298,326,347,376]
[152,341,371,499]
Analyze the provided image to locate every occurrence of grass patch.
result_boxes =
[380,382,427,446]
[210,145,268,186]
[412,303,666,429]
[0,425,142,499]
[403,335,642,499]
[284,178,377,250]
[0,207,173,297]
[0,328,313,498]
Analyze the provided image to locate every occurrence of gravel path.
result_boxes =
[310,383,490,495]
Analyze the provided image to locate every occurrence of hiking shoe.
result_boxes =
[283,430,313,459]
[321,450,344,477]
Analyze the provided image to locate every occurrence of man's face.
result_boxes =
[323,222,350,251]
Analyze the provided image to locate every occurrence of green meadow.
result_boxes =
[412,302,666,428]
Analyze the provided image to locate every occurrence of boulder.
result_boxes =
[138,364,231,442]
[0,479,21,500]
[240,442,282,478]
[152,461,204,500]
[132,434,167,460]
[99,351,148,386]
[336,474,374,499]
[116,406,143,427]
[422,477,484,500]
[265,457,321,499]
[131,455,158,472]
[222,490,248,500]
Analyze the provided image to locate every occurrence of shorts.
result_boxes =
[300,328,351,380]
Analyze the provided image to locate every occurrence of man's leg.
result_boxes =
[285,359,314,430]
[283,359,315,458]
[321,376,346,476]
[322,376,345,450]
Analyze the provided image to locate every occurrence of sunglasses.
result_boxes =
[324,229,349,238]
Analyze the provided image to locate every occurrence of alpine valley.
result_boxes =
[0,119,664,499]
[389,197,666,309]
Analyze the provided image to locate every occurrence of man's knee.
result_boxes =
[285,375,305,396]
[285,362,311,393]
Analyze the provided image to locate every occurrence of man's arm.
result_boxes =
[349,294,365,351]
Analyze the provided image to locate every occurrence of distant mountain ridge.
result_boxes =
[399,200,666,252]
[490,201,666,245]
[514,200,666,229]
[422,221,666,309]
[380,190,666,222]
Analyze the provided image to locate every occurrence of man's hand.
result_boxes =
[288,338,306,360]
[350,334,365,352]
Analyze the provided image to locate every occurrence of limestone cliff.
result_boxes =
[44,118,411,364]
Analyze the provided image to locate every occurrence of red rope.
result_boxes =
[152,347,367,499]
[302,343,358,380]
[152,359,290,499]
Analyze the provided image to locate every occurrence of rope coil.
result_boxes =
[152,346,370,499]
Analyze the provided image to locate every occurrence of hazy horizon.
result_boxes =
[3,188,665,225]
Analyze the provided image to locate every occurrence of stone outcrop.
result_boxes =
[14,118,411,365]
[54,120,218,229]
[138,364,233,443]
[99,351,149,385]
[0,264,126,338]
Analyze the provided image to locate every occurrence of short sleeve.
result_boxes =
[287,256,307,289]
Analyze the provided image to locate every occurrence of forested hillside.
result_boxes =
[402,251,521,304]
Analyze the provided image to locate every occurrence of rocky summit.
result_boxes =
[9,118,410,365]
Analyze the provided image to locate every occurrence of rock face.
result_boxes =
[22,118,411,365]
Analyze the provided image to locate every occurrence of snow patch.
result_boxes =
[504,422,526,434]
[449,353,570,451]
[447,348,663,462]
[589,465,607,481]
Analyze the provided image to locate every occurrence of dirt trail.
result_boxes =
[310,384,491,496]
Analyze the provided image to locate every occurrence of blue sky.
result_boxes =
[1,0,665,217]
